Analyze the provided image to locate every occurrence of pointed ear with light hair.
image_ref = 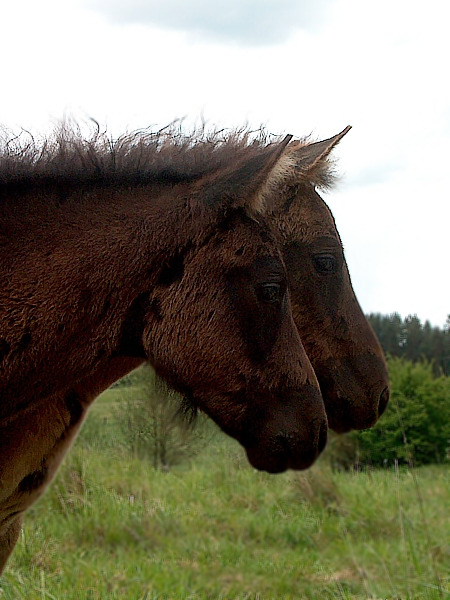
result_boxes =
[289,125,351,189]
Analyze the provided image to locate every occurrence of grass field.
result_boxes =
[1,387,449,600]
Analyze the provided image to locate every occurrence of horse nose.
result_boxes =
[378,386,390,418]
[276,414,328,471]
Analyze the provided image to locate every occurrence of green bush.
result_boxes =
[353,357,450,466]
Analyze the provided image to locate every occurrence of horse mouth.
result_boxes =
[244,422,328,473]
[325,386,390,433]
[317,355,390,434]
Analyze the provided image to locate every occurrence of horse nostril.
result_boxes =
[378,386,390,417]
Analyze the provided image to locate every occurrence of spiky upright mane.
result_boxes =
[0,121,339,195]
[0,122,264,190]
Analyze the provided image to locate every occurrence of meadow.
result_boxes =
[1,385,448,600]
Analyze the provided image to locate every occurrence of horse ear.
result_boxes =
[201,134,293,215]
[287,126,352,190]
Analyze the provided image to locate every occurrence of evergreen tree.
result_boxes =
[367,312,450,375]
[368,312,404,356]
[403,314,423,362]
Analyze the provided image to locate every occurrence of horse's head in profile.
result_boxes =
[125,137,327,472]
[267,128,389,433]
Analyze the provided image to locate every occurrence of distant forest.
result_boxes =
[367,313,450,376]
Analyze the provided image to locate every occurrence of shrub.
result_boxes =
[322,431,361,471]
[113,364,207,469]
[353,357,450,466]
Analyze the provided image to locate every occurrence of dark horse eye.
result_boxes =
[257,283,283,304]
[312,253,338,274]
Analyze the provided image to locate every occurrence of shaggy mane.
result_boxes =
[0,120,335,193]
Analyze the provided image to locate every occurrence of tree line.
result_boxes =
[367,313,450,376]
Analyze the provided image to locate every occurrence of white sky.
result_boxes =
[1,0,449,326]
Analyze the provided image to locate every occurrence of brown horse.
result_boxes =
[267,127,389,432]
[0,125,327,572]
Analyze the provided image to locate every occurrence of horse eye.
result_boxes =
[257,283,283,304]
[312,253,338,274]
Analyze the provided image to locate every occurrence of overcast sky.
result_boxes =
[1,0,449,326]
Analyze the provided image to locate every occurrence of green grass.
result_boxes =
[1,389,449,599]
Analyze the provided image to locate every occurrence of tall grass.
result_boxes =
[1,387,448,600]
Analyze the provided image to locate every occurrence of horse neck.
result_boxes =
[0,184,187,415]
